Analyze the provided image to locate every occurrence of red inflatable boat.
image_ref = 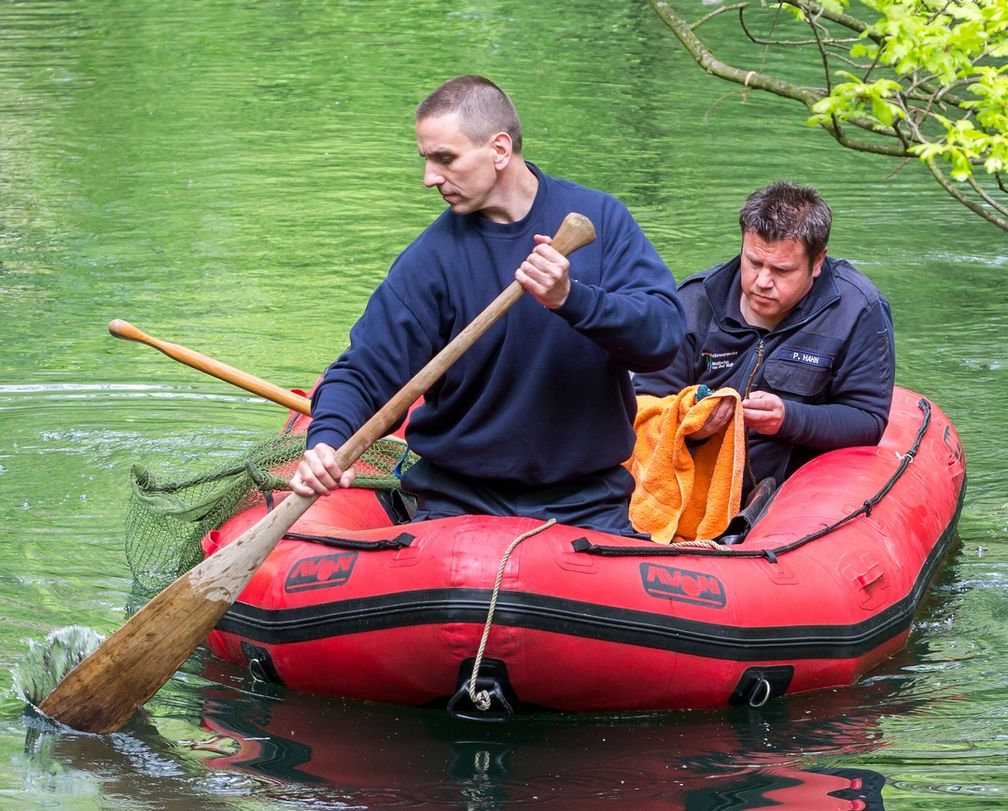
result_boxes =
[204,386,965,719]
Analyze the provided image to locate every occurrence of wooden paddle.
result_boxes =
[108,319,312,416]
[39,211,597,733]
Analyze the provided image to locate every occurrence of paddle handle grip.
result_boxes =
[108,319,312,415]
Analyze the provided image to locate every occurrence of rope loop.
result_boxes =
[467,518,557,709]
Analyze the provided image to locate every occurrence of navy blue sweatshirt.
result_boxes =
[633,255,895,491]
[308,164,685,485]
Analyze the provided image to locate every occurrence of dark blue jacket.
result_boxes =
[633,255,895,492]
[308,165,685,485]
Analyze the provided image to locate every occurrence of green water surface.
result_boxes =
[1,2,1005,809]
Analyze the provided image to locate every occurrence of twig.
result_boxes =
[967,175,1008,219]
[925,159,1008,230]
[692,2,748,30]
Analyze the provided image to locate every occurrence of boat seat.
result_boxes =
[716,477,777,545]
[374,488,419,525]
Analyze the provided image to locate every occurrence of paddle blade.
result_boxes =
[39,492,315,733]
[37,575,232,732]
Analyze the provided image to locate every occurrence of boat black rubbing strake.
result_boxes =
[217,489,962,662]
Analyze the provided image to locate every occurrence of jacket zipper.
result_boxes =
[742,338,765,398]
[740,337,765,491]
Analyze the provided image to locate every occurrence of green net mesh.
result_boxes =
[124,432,417,599]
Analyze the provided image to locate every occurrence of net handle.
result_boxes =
[108,319,313,415]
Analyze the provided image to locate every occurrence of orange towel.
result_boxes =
[625,386,745,544]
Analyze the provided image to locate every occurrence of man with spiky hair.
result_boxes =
[633,181,895,498]
[292,75,685,535]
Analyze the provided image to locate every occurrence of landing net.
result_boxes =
[124,431,416,599]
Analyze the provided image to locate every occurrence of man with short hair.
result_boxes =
[633,180,895,497]
[291,75,685,534]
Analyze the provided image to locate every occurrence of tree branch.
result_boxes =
[649,0,819,107]
[692,2,748,30]
[737,4,857,47]
[804,3,835,93]
[782,0,877,39]
[925,159,1008,230]
[650,0,908,154]
[826,116,910,156]
[967,174,1008,219]
[648,0,1008,233]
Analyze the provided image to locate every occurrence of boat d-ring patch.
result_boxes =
[240,642,284,686]
[728,665,794,707]
[749,677,772,707]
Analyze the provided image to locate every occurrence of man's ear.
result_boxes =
[490,131,512,169]
[811,247,827,278]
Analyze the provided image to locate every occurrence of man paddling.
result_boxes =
[633,180,896,499]
[290,75,685,534]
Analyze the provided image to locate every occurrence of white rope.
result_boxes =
[467,518,557,710]
[668,538,724,549]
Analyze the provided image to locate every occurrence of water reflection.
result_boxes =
[190,690,893,809]
[31,674,894,811]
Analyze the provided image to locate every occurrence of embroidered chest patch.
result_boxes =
[703,350,738,372]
